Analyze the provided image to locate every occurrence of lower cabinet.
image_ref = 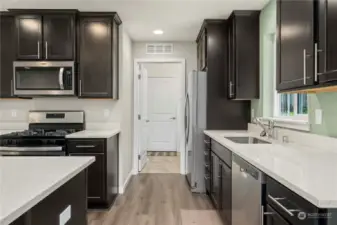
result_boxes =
[211,152,221,209]
[220,162,232,225]
[206,136,232,225]
[67,135,119,208]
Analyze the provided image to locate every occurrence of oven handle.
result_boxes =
[59,67,65,90]
[0,146,63,152]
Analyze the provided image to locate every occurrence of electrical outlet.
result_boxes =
[315,109,323,125]
[104,109,110,118]
[11,110,17,118]
[251,109,255,121]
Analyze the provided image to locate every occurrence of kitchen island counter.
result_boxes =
[0,156,95,225]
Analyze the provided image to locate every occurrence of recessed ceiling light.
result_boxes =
[153,29,164,35]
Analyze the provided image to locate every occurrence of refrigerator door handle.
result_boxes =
[185,94,190,144]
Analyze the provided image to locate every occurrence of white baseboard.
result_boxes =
[118,169,134,194]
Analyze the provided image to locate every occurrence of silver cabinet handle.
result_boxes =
[69,153,104,156]
[229,81,234,96]
[204,175,210,180]
[75,145,96,148]
[37,41,40,59]
[45,41,48,59]
[314,43,318,82]
[268,195,300,217]
[204,164,209,168]
[79,80,82,96]
[11,80,13,96]
[204,140,210,144]
[59,67,64,90]
[203,151,208,156]
[303,49,307,85]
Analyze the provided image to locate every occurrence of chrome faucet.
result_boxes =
[253,118,275,138]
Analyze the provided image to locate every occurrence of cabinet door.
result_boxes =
[15,15,42,60]
[200,30,207,71]
[112,20,119,98]
[79,17,112,98]
[317,0,337,83]
[43,14,75,60]
[220,163,232,225]
[228,16,235,98]
[277,0,315,91]
[0,14,15,98]
[69,153,106,202]
[211,152,220,208]
[265,205,290,225]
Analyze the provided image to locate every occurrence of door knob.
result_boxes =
[170,117,176,120]
[146,120,150,123]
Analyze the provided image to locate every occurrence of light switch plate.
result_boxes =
[315,109,323,125]
[11,110,17,118]
[59,205,71,225]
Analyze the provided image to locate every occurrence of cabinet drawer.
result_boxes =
[204,135,211,149]
[67,139,105,153]
[211,140,232,168]
[266,176,318,225]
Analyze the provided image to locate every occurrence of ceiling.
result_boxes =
[0,0,269,41]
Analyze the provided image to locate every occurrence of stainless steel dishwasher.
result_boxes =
[232,154,265,225]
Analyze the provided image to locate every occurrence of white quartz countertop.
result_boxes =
[204,130,337,208]
[66,129,120,139]
[0,157,95,225]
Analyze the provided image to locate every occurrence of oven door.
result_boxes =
[0,146,66,156]
[13,61,75,96]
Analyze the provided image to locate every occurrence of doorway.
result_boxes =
[133,59,186,174]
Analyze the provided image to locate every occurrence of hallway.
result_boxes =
[87,174,222,225]
[140,155,180,173]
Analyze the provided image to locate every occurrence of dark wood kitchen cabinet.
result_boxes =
[277,0,315,91]
[196,20,250,130]
[228,11,260,99]
[10,9,76,60]
[197,29,207,71]
[0,12,16,98]
[220,161,232,225]
[316,0,337,84]
[78,12,121,99]
[210,151,221,209]
[67,135,119,209]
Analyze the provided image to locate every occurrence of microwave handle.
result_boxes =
[59,68,64,90]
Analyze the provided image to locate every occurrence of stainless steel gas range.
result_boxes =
[0,111,84,156]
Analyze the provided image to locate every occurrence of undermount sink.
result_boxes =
[224,136,271,144]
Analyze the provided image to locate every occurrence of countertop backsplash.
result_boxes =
[0,98,121,129]
[248,123,337,151]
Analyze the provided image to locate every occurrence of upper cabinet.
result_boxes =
[0,12,16,98]
[11,10,77,60]
[78,12,121,99]
[277,1,315,91]
[197,29,207,71]
[277,0,337,92]
[317,0,337,84]
[227,11,260,100]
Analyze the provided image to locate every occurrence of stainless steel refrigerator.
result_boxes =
[185,70,207,193]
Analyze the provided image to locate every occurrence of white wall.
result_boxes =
[0,26,134,191]
[133,41,197,74]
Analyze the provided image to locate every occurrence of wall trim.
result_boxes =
[118,170,133,194]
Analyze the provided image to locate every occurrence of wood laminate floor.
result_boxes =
[140,156,180,174]
[88,174,222,225]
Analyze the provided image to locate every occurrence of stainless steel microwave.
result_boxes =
[13,61,75,96]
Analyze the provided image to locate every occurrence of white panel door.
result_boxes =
[138,65,149,171]
[146,63,181,152]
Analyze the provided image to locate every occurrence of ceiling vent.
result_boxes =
[146,43,173,54]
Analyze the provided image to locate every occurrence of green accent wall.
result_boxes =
[251,0,276,118]
[253,0,337,138]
